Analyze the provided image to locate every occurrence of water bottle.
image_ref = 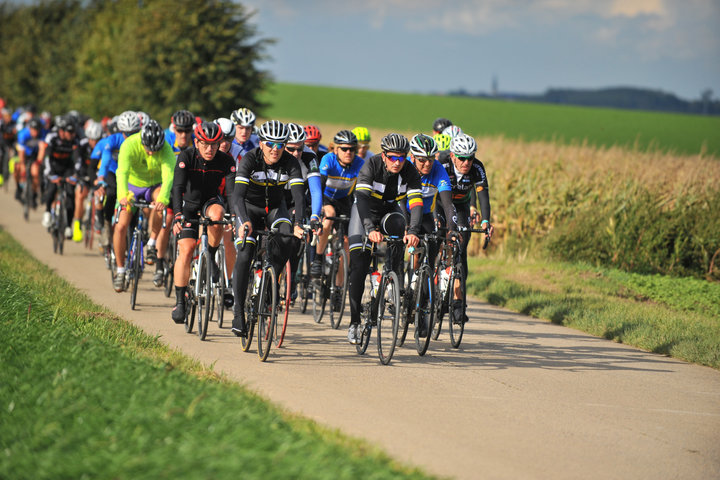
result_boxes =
[252,269,262,295]
[324,248,332,275]
[370,271,381,296]
[410,272,418,290]
[439,267,451,294]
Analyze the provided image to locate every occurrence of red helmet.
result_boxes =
[194,121,223,143]
[304,124,321,142]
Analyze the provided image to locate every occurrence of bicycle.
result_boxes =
[294,227,315,314]
[162,230,177,298]
[239,226,297,361]
[432,226,491,348]
[22,157,37,222]
[83,180,102,250]
[356,235,404,365]
[47,175,76,255]
[397,233,437,356]
[182,214,233,341]
[312,215,350,329]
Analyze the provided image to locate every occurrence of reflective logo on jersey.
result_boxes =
[179,162,186,169]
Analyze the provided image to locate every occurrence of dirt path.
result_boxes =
[2,187,719,480]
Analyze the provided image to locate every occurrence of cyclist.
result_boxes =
[112,119,175,292]
[40,115,81,238]
[170,122,236,323]
[15,117,46,206]
[439,133,493,324]
[72,120,104,242]
[229,120,305,337]
[432,117,453,135]
[283,122,322,299]
[303,124,328,159]
[165,110,195,155]
[434,132,453,166]
[229,107,259,165]
[95,111,141,249]
[311,130,364,289]
[346,133,423,344]
[352,126,374,160]
[0,107,16,188]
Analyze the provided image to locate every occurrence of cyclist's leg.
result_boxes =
[72,182,87,241]
[454,203,471,320]
[231,205,263,335]
[113,204,132,268]
[172,217,199,322]
[347,203,372,327]
[203,198,226,281]
[380,206,407,285]
[267,203,300,273]
[312,201,336,275]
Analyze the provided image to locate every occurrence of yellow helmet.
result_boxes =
[352,126,371,143]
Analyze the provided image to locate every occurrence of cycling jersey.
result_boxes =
[42,131,79,178]
[97,132,126,178]
[229,134,259,165]
[442,157,491,222]
[16,126,47,160]
[231,147,305,225]
[172,147,236,216]
[116,132,176,206]
[355,154,423,236]
[164,128,193,155]
[76,137,98,182]
[319,152,364,200]
[407,159,458,231]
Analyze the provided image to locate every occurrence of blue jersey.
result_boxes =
[16,127,47,158]
[409,160,452,214]
[319,153,364,200]
[229,134,259,166]
[97,132,125,178]
[164,128,194,155]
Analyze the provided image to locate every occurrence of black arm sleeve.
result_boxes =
[438,190,458,231]
[477,186,491,222]
[171,160,188,215]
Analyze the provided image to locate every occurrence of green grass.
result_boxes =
[0,228,434,480]
[261,83,720,157]
[467,256,720,369]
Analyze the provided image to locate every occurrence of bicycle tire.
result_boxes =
[329,247,348,330]
[184,287,196,333]
[241,268,257,352]
[396,261,413,347]
[23,179,31,222]
[215,245,226,328]
[414,265,434,356]
[275,261,290,347]
[130,232,142,310]
[164,233,177,298]
[256,265,277,362]
[197,251,213,340]
[86,200,95,249]
[56,195,67,255]
[432,255,447,341]
[299,244,310,314]
[312,278,327,324]
[376,270,400,365]
[448,264,465,349]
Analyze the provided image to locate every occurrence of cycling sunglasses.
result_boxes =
[385,154,406,163]
[338,146,357,152]
[285,146,303,153]
[264,141,285,150]
[455,155,473,162]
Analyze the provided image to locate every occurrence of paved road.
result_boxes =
[2,187,719,480]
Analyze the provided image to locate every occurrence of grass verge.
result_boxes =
[467,256,720,369]
[0,228,434,480]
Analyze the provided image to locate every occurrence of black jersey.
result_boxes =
[172,147,236,215]
[441,157,491,221]
[231,147,305,225]
[42,132,79,178]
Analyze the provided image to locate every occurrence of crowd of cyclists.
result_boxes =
[0,99,494,359]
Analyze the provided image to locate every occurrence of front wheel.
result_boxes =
[312,276,327,324]
[197,251,213,341]
[275,261,291,347]
[414,265,434,356]
[256,265,277,361]
[242,268,259,352]
[214,245,226,328]
[376,271,400,365]
[328,247,348,330]
[448,264,465,349]
[129,233,142,310]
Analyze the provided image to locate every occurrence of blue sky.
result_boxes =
[240,0,720,101]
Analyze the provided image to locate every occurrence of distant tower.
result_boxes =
[491,75,498,97]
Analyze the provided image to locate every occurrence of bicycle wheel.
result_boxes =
[215,245,226,328]
[256,265,277,362]
[184,286,196,333]
[164,233,177,298]
[414,265,434,356]
[432,256,447,341]
[312,276,327,324]
[376,271,400,365]
[299,245,310,314]
[328,247,348,330]
[130,232,142,310]
[23,179,31,222]
[448,263,465,349]
[242,268,258,352]
[275,261,290,347]
[56,197,67,255]
[197,250,213,341]
[396,261,413,347]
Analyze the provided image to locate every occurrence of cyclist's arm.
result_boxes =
[231,155,251,223]
[406,167,424,236]
[155,144,176,206]
[171,154,188,215]
[222,161,236,206]
[472,161,491,223]
[354,160,377,235]
[116,140,132,202]
[438,190,458,231]
[287,157,305,225]
[307,156,323,220]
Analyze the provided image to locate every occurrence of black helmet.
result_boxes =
[141,120,165,152]
[172,110,195,130]
[380,133,410,154]
[333,129,358,146]
[433,117,453,133]
[194,121,223,143]
[28,118,42,130]
[61,115,77,133]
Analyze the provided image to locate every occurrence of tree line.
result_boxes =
[0,0,272,122]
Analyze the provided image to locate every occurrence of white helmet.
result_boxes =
[287,122,306,143]
[450,133,477,157]
[136,111,150,127]
[85,121,103,140]
[230,107,256,127]
[442,125,463,139]
[214,117,235,141]
[257,120,289,143]
[117,110,141,134]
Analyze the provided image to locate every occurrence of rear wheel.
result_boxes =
[312,275,327,324]
[328,247,348,330]
[130,233,142,310]
[56,197,67,255]
[214,245,226,328]
[414,265,434,356]
[241,268,258,352]
[164,233,177,298]
[256,265,277,362]
[432,255,448,341]
[376,271,400,365]
[185,271,197,334]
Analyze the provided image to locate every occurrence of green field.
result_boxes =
[261,83,720,157]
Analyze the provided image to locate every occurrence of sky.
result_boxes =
[240,0,720,101]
